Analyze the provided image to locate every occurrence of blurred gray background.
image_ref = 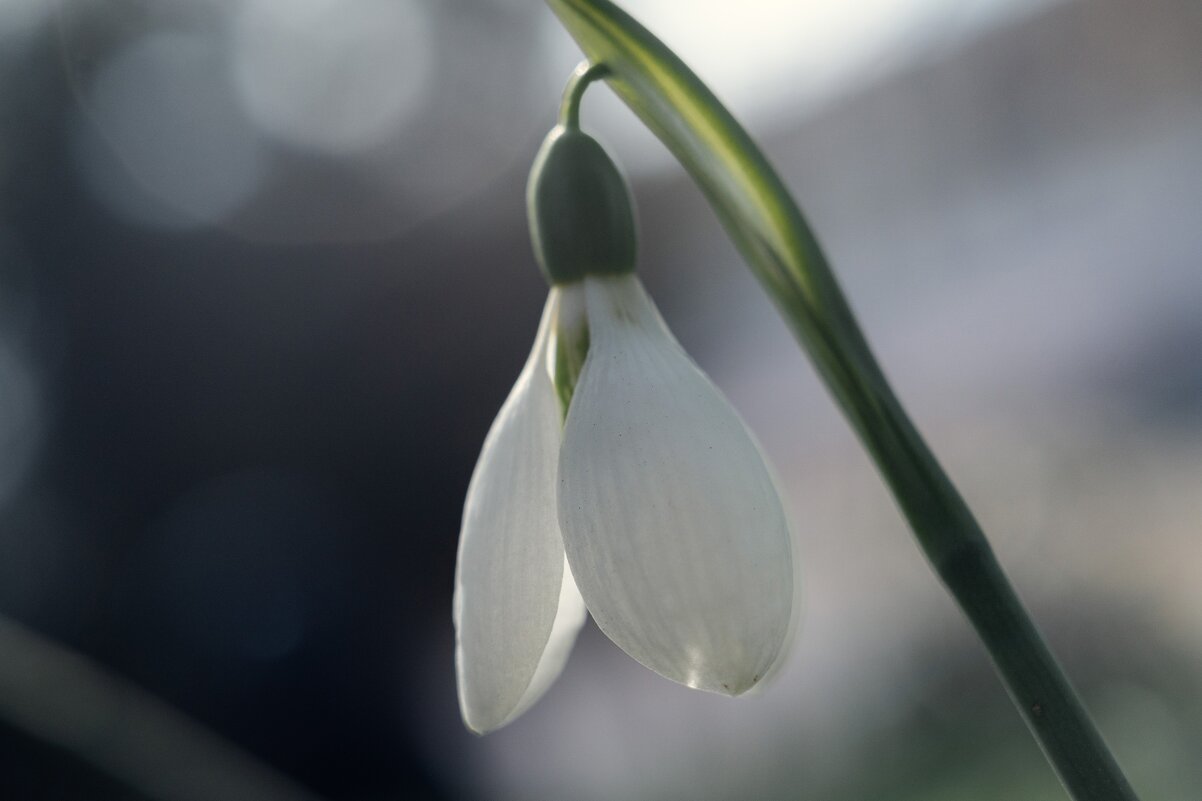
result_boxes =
[0,0,1199,799]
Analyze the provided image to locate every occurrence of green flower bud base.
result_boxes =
[527,63,636,289]
[527,125,637,285]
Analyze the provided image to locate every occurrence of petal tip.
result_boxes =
[455,669,525,734]
[460,714,504,736]
[711,672,763,698]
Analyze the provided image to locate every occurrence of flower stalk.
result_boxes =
[542,1,1140,799]
[558,62,609,129]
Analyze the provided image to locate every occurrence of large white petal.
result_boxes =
[558,274,795,696]
[454,291,586,733]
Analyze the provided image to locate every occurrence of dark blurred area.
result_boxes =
[1,0,1200,799]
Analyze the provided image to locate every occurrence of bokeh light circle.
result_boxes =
[231,0,434,155]
[79,31,267,228]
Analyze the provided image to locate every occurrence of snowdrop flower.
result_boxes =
[453,120,797,734]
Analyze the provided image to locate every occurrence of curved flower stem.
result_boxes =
[543,2,1139,798]
[559,61,610,129]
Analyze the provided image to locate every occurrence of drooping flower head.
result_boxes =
[454,84,798,733]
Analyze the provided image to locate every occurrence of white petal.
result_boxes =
[742,466,804,693]
[454,291,586,733]
[558,274,795,696]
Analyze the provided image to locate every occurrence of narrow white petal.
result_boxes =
[506,557,587,719]
[558,274,795,696]
[454,291,586,733]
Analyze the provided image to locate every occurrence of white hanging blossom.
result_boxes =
[453,117,798,733]
[454,272,797,733]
